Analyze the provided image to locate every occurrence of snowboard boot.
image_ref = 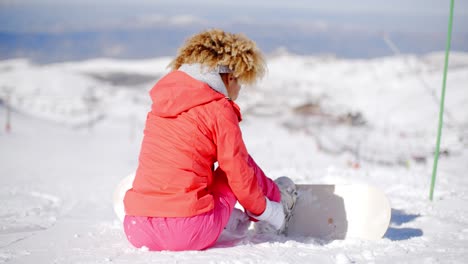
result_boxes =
[254,176,298,235]
[224,208,250,235]
[275,176,298,234]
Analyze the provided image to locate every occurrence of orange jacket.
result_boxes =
[124,71,267,217]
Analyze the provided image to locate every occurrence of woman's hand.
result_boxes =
[248,197,285,230]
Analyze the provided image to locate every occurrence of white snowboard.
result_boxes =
[286,184,391,240]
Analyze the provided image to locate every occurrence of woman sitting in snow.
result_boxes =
[123,29,297,251]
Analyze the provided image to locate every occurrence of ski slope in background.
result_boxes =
[0,53,467,263]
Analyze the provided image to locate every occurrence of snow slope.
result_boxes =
[1,53,467,263]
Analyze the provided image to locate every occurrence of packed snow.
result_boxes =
[0,52,467,263]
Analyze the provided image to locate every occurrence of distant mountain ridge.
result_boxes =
[1,22,467,63]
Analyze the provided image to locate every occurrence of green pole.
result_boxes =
[430,0,455,201]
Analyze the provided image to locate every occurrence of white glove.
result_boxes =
[248,197,285,230]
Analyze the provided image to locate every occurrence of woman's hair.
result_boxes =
[169,29,266,85]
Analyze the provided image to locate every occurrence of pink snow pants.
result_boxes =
[123,158,281,251]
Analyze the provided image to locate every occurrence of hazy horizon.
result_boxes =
[1,0,467,62]
[1,0,467,33]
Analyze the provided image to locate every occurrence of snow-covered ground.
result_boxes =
[1,52,467,263]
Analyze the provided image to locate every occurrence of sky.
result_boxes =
[1,0,465,15]
[1,0,467,33]
[1,0,467,62]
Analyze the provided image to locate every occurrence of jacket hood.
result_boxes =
[149,71,226,117]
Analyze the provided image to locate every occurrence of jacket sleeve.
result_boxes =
[212,101,267,215]
[247,155,281,203]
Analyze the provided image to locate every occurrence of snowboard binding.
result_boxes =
[254,176,298,235]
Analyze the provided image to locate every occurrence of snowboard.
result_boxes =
[113,174,391,240]
[286,184,391,240]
